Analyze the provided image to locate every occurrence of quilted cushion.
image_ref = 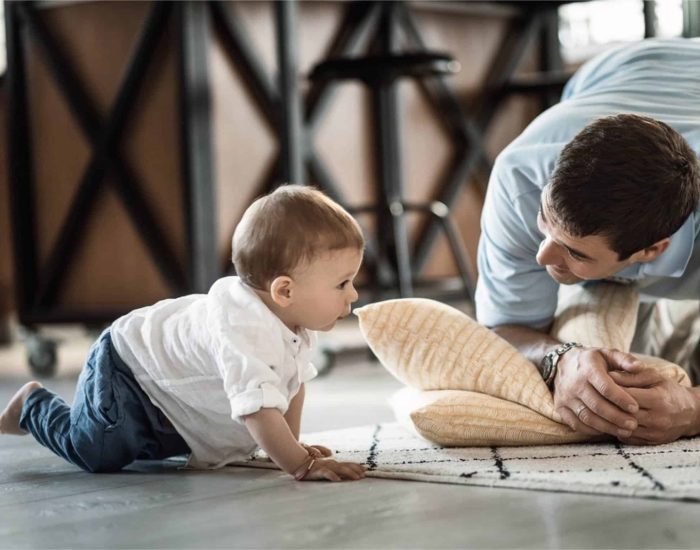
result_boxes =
[355,284,689,447]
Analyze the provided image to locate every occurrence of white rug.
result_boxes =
[235,423,700,502]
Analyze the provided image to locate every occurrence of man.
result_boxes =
[475,38,700,445]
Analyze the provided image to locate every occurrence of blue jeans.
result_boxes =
[20,330,190,472]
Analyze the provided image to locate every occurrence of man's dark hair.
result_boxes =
[548,114,699,259]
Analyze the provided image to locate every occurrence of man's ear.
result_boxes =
[270,276,294,307]
[631,237,670,263]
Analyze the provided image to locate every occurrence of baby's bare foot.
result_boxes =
[0,381,43,435]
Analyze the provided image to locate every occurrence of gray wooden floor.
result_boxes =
[1,328,700,548]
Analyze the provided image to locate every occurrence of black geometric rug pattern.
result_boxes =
[234,423,700,502]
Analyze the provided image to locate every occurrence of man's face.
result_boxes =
[535,199,634,285]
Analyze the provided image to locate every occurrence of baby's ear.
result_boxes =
[270,276,294,307]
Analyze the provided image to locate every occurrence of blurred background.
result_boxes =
[0,0,696,378]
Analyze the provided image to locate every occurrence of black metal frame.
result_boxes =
[316,3,477,299]
[298,1,571,299]
[179,0,696,284]
[207,0,307,188]
[207,1,319,275]
[7,2,192,325]
[3,0,594,327]
[2,0,572,327]
[5,0,311,327]
[180,1,218,293]
[285,1,485,300]
[5,0,312,326]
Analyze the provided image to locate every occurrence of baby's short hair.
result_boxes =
[232,185,364,290]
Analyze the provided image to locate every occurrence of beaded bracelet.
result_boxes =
[294,456,316,481]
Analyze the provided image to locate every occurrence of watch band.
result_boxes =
[541,341,582,389]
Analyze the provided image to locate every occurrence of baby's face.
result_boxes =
[288,247,363,331]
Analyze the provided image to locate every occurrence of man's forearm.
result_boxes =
[492,323,560,373]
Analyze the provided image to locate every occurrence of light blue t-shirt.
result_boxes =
[475,38,700,329]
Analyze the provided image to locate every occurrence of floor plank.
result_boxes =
[1,328,700,548]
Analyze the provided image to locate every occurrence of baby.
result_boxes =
[0,185,366,481]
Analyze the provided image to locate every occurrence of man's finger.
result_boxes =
[588,368,639,414]
[570,394,634,437]
[556,407,578,431]
[557,404,605,436]
[609,369,664,388]
[626,408,658,429]
[621,386,661,411]
[598,348,646,373]
[620,425,667,444]
[579,383,637,432]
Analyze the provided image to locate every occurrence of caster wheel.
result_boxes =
[26,336,58,378]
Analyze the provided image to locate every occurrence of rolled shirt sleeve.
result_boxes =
[215,332,291,423]
[228,382,289,420]
[299,362,318,384]
[298,330,318,384]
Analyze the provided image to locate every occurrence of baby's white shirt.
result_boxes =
[110,276,318,469]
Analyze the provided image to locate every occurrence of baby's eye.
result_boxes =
[337,280,349,289]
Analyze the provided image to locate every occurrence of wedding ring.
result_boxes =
[575,404,587,419]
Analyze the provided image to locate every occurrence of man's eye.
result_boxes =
[567,250,584,261]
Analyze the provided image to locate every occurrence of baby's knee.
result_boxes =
[71,432,134,473]
[84,462,127,474]
[76,452,131,473]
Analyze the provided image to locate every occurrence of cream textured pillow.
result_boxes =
[390,387,591,446]
[551,282,639,350]
[551,283,689,386]
[355,298,559,421]
[356,283,689,447]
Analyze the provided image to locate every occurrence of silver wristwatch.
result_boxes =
[540,341,582,389]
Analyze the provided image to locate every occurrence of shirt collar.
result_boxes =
[612,214,695,280]
[232,278,312,349]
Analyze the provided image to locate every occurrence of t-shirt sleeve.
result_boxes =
[475,148,559,329]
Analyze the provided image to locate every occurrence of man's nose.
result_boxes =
[536,236,560,266]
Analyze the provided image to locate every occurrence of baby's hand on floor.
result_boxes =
[297,457,366,482]
[301,443,333,458]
